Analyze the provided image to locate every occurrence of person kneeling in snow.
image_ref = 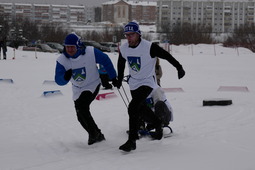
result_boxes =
[55,33,117,145]
[141,86,173,136]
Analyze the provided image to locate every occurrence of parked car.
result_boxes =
[37,44,59,53]
[82,40,110,52]
[100,42,118,52]
[22,46,40,51]
[24,44,59,53]
[47,42,64,53]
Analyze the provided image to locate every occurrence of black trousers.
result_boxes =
[128,86,162,140]
[74,84,101,137]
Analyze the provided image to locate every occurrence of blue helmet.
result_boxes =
[64,33,82,48]
[63,33,85,58]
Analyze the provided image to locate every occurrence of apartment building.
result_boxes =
[0,3,95,27]
[157,0,255,33]
[102,0,157,24]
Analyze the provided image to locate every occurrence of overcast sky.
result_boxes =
[1,0,157,7]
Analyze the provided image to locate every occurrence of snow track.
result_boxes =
[0,45,255,170]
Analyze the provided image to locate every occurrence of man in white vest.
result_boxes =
[113,21,185,152]
[55,33,117,145]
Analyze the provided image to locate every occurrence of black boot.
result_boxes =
[150,126,163,140]
[145,123,155,131]
[119,140,136,152]
[88,131,105,145]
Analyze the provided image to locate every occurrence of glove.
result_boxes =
[64,69,72,81]
[177,67,185,79]
[112,78,122,89]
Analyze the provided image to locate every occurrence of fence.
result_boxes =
[159,43,246,56]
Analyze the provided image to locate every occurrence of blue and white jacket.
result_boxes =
[55,46,117,100]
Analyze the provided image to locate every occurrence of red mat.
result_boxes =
[96,92,117,100]
[163,88,184,92]
[217,86,249,92]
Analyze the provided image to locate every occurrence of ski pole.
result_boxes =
[117,87,128,108]
[121,85,130,104]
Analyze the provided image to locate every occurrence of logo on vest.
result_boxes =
[73,67,86,83]
[127,56,141,72]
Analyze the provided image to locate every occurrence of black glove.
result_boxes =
[112,78,122,89]
[177,67,185,79]
[64,69,72,81]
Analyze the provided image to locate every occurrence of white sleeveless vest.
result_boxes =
[120,39,157,90]
[57,46,100,100]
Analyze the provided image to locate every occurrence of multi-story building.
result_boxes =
[51,5,69,24]
[2,0,254,34]
[0,3,95,28]
[102,0,157,24]
[157,0,255,33]
[33,4,51,24]
[14,3,33,23]
[0,3,13,23]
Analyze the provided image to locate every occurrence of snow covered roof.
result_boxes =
[51,4,69,8]
[129,1,156,6]
[102,0,156,6]
[69,5,86,8]
[34,4,50,7]
[0,3,13,5]
[14,3,32,6]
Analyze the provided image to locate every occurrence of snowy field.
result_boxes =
[0,44,254,170]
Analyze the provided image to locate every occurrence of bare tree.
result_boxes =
[224,23,255,52]
[162,22,213,45]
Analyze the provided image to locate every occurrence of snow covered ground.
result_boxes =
[0,44,254,170]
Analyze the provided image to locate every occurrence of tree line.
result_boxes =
[223,24,255,52]
[161,22,255,52]
[0,18,254,52]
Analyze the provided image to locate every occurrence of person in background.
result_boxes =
[0,35,7,60]
[113,21,185,152]
[155,57,162,86]
[55,33,117,145]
